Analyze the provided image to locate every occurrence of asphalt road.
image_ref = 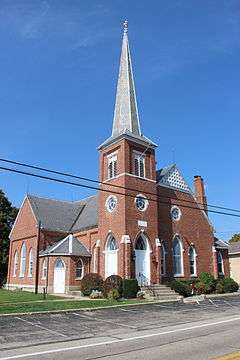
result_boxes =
[1,296,240,359]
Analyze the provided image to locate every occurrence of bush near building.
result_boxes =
[171,272,239,297]
[103,275,123,297]
[122,279,139,299]
[80,273,104,296]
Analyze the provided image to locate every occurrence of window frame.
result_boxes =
[107,153,117,179]
[42,259,48,280]
[217,251,224,276]
[75,258,84,280]
[189,246,197,277]
[19,242,27,278]
[13,251,18,277]
[133,153,145,178]
[28,248,33,278]
[172,236,184,277]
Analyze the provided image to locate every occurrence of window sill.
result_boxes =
[19,275,24,278]
[75,277,83,281]
[174,274,184,278]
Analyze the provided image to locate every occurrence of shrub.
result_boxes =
[198,272,215,294]
[122,279,139,298]
[170,280,191,297]
[104,275,123,297]
[80,273,104,296]
[107,288,120,300]
[194,281,207,295]
[216,282,225,294]
[219,278,239,293]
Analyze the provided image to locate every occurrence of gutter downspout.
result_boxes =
[35,221,41,294]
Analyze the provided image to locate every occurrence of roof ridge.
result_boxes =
[27,194,93,205]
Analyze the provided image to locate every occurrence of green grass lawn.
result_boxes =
[0,289,146,314]
[0,289,63,304]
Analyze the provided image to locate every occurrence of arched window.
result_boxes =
[189,246,197,276]
[173,237,183,276]
[76,259,84,279]
[42,259,48,279]
[161,242,167,275]
[13,251,18,277]
[19,242,26,277]
[217,251,224,276]
[135,235,147,250]
[28,248,33,277]
[107,236,117,251]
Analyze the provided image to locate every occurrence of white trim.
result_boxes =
[105,195,118,213]
[69,234,73,254]
[75,258,84,280]
[106,150,118,158]
[28,248,33,278]
[135,194,149,212]
[47,235,70,254]
[13,250,18,277]
[172,236,184,277]
[42,259,48,280]
[19,242,26,278]
[103,172,156,183]
[170,206,182,221]
[189,245,197,277]
[217,251,224,275]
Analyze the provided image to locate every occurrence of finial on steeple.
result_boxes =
[123,19,128,34]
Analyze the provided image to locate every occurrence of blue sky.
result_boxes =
[0,0,239,240]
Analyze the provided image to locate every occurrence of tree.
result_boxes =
[0,190,18,287]
[229,234,240,243]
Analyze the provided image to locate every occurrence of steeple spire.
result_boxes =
[112,20,141,137]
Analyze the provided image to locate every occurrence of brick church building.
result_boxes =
[6,23,229,294]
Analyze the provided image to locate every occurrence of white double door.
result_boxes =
[135,250,150,285]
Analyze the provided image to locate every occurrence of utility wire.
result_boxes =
[1,165,240,219]
[0,157,239,214]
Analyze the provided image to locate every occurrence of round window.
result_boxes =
[106,195,117,213]
[171,206,181,221]
[135,194,149,212]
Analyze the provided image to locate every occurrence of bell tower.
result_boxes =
[98,21,159,283]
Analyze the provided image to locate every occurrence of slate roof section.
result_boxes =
[214,237,229,250]
[39,234,91,257]
[157,164,191,193]
[228,241,240,255]
[27,194,98,233]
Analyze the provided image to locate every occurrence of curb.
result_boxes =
[0,298,181,317]
[183,292,240,303]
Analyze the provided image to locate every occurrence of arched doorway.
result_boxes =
[53,259,65,293]
[135,234,150,285]
[105,236,118,278]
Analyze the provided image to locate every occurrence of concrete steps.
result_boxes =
[142,284,182,302]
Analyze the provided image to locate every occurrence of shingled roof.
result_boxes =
[27,194,98,233]
[39,234,91,257]
[228,241,240,255]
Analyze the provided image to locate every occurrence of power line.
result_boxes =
[1,165,240,219]
[0,157,240,214]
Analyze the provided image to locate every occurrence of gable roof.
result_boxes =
[39,234,91,257]
[157,164,191,193]
[228,241,240,255]
[27,194,98,233]
[214,237,229,250]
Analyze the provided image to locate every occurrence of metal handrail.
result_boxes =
[139,273,155,297]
